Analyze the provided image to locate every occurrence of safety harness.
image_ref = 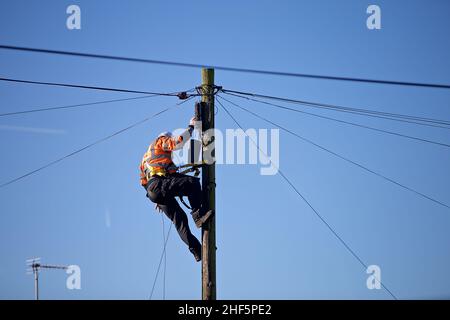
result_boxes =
[145,162,204,210]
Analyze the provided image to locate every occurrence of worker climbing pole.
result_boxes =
[200,68,217,300]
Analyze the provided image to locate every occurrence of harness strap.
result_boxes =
[178,197,192,210]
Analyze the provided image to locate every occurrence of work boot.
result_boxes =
[192,209,214,229]
[189,248,202,262]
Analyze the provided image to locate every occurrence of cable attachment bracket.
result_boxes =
[195,85,222,97]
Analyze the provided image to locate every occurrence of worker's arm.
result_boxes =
[171,117,196,150]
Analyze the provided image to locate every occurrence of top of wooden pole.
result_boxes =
[202,68,215,87]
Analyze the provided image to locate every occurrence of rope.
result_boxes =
[149,221,173,300]
[161,214,167,300]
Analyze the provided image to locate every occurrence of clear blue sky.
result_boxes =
[1,0,449,299]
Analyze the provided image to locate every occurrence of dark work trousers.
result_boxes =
[144,173,202,256]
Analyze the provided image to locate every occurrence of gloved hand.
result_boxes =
[189,116,196,127]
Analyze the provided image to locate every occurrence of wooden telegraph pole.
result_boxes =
[201,68,216,300]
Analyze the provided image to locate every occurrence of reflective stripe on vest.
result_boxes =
[149,153,171,160]
[146,162,177,170]
[142,138,178,179]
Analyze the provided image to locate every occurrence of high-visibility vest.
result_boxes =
[140,136,181,186]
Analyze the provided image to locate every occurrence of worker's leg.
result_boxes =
[163,173,202,211]
[158,198,201,258]
[156,174,213,229]
[145,178,201,260]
